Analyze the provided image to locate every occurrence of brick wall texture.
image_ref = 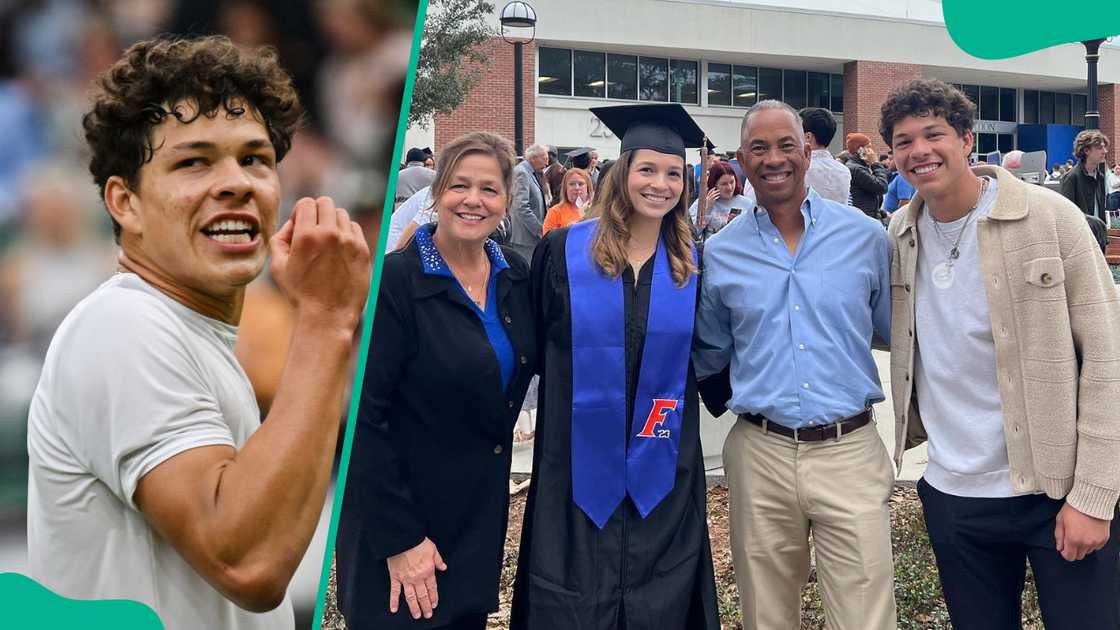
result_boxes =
[1099,84,1120,167]
[434,37,536,153]
[842,60,922,155]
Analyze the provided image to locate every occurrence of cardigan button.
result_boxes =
[493,444,504,455]
[508,401,515,409]
[520,355,528,365]
[504,314,512,324]
[904,284,911,292]
[908,239,915,247]
[1041,272,1052,285]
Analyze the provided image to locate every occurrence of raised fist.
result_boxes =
[269,196,371,331]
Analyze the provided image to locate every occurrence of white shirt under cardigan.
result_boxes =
[805,148,852,205]
[27,273,294,630]
[914,177,1025,498]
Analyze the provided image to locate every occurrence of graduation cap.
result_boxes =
[566,147,592,169]
[589,103,714,159]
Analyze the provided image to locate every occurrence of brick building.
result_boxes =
[408,0,1120,169]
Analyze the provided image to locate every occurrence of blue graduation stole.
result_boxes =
[566,219,697,529]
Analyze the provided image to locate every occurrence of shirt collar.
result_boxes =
[752,187,822,231]
[415,223,510,279]
[898,165,1027,236]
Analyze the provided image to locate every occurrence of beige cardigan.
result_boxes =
[887,166,1120,519]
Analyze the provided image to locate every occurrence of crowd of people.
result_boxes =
[1,3,414,627]
[337,77,1120,630]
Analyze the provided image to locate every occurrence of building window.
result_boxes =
[980,85,998,121]
[733,66,757,108]
[807,72,830,109]
[1040,91,1055,124]
[573,50,605,98]
[977,133,997,155]
[670,59,698,104]
[998,133,1014,153]
[784,70,807,110]
[1023,90,1039,124]
[707,62,731,106]
[758,67,782,103]
[607,53,638,100]
[538,47,572,96]
[961,84,980,110]
[639,57,669,102]
[999,88,1016,122]
[830,74,844,113]
[1073,94,1087,127]
[1055,92,1071,125]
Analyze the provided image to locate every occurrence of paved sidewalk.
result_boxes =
[511,350,928,482]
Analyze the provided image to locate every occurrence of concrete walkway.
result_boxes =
[511,350,929,482]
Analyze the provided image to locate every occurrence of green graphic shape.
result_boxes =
[943,1,1120,59]
[0,573,163,629]
[310,0,431,627]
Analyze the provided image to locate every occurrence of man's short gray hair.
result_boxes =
[524,144,548,159]
[739,100,804,143]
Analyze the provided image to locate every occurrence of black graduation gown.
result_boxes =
[510,227,720,630]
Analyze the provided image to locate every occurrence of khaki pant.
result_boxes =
[722,418,897,630]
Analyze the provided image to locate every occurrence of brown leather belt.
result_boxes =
[739,408,872,443]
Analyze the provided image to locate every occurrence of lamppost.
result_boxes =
[1082,38,1106,130]
[500,1,537,157]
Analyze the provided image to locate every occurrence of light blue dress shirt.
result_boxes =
[693,187,891,429]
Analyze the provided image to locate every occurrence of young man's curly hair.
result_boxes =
[1073,130,1110,162]
[879,79,975,148]
[82,35,304,239]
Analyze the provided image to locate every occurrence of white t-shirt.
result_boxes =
[688,193,755,233]
[27,273,294,630]
[806,148,853,205]
[385,185,433,253]
[914,178,1018,498]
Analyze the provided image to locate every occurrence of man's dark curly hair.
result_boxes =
[879,79,975,148]
[82,35,304,240]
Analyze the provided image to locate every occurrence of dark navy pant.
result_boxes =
[917,478,1119,630]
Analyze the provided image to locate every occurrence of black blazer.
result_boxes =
[335,235,537,629]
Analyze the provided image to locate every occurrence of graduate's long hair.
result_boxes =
[588,150,697,287]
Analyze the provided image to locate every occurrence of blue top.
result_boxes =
[416,224,515,391]
[693,188,892,429]
[882,175,916,213]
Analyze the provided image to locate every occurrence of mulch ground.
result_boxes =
[322,484,1042,630]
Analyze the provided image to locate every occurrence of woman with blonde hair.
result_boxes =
[336,131,537,630]
[510,104,719,630]
[541,167,595,234]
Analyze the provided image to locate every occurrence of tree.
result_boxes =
[409,0,495,128]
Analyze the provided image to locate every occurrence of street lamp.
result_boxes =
[1082,38,1107,130]
[500,1,537,157]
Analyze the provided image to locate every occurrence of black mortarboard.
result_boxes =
[566,147,592,169]
[422,147,433,156]
[589,104,713,159]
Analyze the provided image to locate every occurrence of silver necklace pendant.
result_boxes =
[949,247,960,260]
[932,262,955,289]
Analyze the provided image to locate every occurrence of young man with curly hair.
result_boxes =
[26,36,371,629]
[1060,129,1111,223]
[882,78,1120,629]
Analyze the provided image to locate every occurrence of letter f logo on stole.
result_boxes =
[637,398,678,438]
